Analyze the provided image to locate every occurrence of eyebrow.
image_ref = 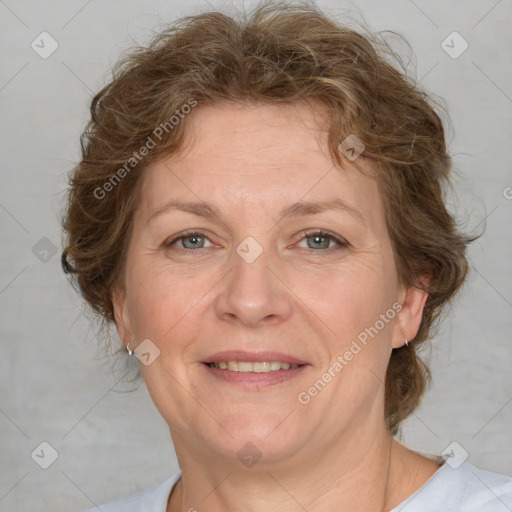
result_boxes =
[146,198,364,224]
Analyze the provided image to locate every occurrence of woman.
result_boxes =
[61,2,512,511]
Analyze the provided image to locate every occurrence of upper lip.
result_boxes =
[202,350,308,365]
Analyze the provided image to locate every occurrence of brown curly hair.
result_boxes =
[61,0,476,435]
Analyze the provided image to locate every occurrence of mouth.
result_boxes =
[205,361,302,372]
[201,351,309,389]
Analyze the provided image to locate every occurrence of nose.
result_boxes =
[214,242,293,328]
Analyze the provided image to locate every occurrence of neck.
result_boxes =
[167,425,412,512]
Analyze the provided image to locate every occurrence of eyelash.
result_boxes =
[164,229,348,253]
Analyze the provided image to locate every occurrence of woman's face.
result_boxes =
[114,102,426,466]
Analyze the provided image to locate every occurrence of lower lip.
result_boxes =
[201,363,309,389]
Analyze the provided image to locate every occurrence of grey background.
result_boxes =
[0,0,511,510]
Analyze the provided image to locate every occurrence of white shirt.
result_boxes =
[85,455,512,512]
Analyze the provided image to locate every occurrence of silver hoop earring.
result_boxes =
[400,328,409,347]
[127,344,133,356]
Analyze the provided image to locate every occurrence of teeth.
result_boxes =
[209,361,299,372]
[253,362,270,373]
[237,362,253,372]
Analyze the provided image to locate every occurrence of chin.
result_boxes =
[198,414,311,466]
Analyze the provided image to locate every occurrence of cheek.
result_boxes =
[124,260,211,347]
[123,236,398,356]
[295,254,397,338]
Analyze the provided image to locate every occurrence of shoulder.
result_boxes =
[392,455,512,512]
[458,462,512,511]
[83,472,181,512]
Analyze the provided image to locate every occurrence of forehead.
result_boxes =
[136,102,383,229]
[175,101,331,160]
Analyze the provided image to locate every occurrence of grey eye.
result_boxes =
[307,234,332,249]
[165,231,214,250]
[297,231,345,250]
[179,234,206,249]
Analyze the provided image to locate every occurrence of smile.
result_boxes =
[207,361,301,372]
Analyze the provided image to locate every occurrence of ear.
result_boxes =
[112,287,135,350]
[393,275,430,349]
